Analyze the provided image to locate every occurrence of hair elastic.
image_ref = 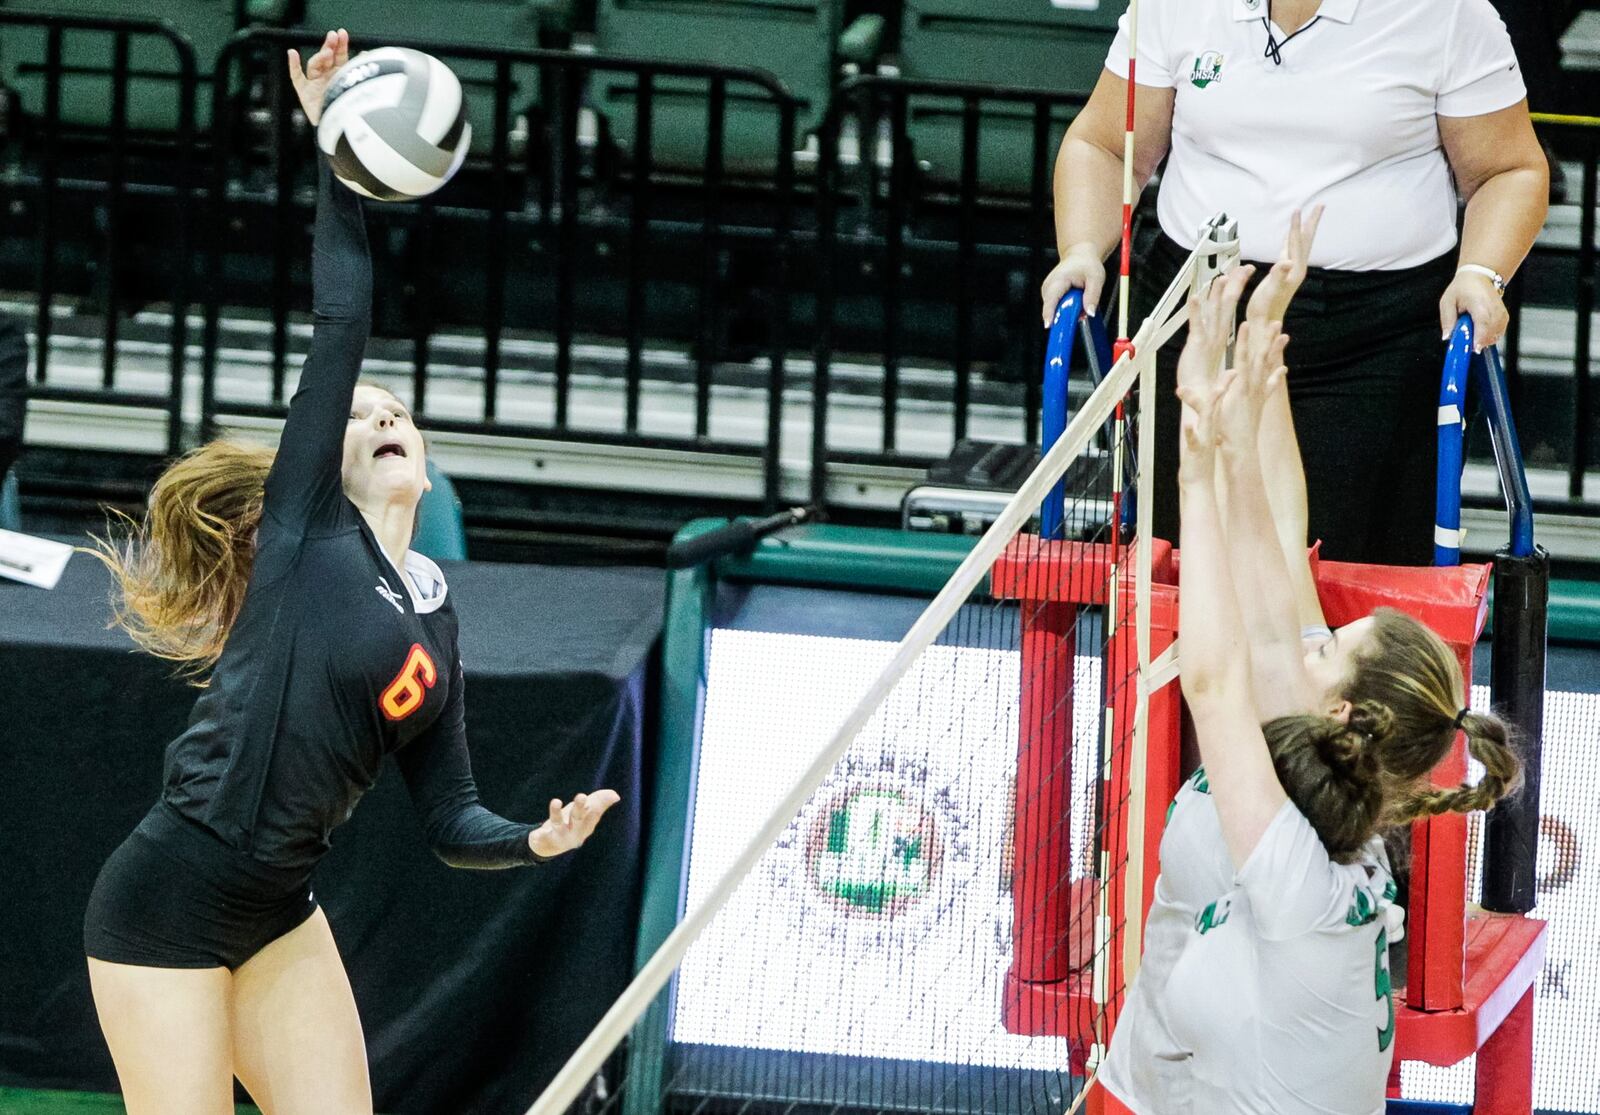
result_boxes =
[1452,708,1471,731]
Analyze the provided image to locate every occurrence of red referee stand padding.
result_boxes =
[992,535,1180,1064]
[997,540,1545,1112]
[1319,560,1547,1112]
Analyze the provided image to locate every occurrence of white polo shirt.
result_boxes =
[1104,0,1527,269]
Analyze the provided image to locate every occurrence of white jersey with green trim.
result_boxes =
[1101,774,1401,1114]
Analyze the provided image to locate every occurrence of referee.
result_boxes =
[1041,0,1549,564]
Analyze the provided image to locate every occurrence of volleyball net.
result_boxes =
[526,219,1240,1115]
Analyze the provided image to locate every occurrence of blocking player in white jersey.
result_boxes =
[1099,212,1524,1115]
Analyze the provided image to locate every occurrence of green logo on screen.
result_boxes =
[1191,51,1225,88]
[807,787,938,916]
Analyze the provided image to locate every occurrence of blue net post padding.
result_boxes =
[1040,290,1115,541]
[1433,312,1548,916]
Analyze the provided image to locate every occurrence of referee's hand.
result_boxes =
[1041,246,1107,327]
[529,789,621,859]
[1439,271,1507,354]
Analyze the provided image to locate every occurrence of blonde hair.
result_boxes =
[1263,608,1524,863]
[88,440,275,679]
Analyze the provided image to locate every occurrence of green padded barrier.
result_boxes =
[718,521,978,595]
[299,0,547,156]
[1548,580,1600,644]
[1483,576,1600,645]
[413,459,468,562]
[0,0,263,133]
[713,521,1600,645]
[900,0,1116,193]
[0,468,19,532]
[594,0,836,174]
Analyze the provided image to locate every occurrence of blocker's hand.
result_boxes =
[1216,321,1289,452]
[287,28,350,128]
[529,789,621,859]
[1175,370,1234,488]
[1246,205,1323,332]
[1176,263,1253,399]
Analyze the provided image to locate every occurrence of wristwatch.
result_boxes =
[1457,264,1506,295]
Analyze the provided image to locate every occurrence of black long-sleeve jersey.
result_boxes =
[160,157,539,872]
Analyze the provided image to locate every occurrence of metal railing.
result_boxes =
[805,96,1600,515]
[0,10,197,455]
[810,72,1088,505]
[1525,113,1597,503]
[1433,313,1548,919]
[198,28,802,509]
[1436,316,1535,565]
[0,15,1593,526]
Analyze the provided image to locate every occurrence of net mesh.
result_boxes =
[532,222,1238,1115]
[675,458,1132,1115]
[545,401,1141,1115]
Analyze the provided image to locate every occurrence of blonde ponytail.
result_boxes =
[87,440,276,678]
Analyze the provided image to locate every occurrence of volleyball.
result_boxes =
[317,47,470,201]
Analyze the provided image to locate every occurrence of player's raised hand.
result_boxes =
[1247,205,1324,331]
[1176,369,1235,488]
[287,28,350,128]
[529,789,621,859]
[1216,321,1290,452]
[1177,263,1253,398]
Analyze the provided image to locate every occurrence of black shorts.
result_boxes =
[84,802,318,970]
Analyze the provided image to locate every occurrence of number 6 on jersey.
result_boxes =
[381,643,437,720]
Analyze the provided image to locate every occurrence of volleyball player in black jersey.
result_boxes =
[81,32,619,1113]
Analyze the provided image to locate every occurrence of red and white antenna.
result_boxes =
[1114,0,1139,366]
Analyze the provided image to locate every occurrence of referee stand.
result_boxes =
[1026,296,1549,1112]
[1376,315,1550,1113]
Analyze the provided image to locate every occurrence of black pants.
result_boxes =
[1131,234,1457,567]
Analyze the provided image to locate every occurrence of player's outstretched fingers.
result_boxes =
[1269,330,1290,369]
[581,790,620,837]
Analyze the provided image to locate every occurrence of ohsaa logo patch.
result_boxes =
[807,786,939,916]
[1190,51,1225,88]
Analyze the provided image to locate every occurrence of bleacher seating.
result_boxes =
[593,0,882,175]
[0,0,288,133]
[898,0,1116,194]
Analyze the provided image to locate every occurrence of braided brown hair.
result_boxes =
[1263,608,1523,861]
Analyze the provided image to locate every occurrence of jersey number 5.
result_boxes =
[381,644,437,720]
[1374,927,1395,1053]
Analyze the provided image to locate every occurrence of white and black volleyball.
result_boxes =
[318,47,471,201]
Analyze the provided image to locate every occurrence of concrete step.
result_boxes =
[1562,10,1600,71]
[15,309,1600,565]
